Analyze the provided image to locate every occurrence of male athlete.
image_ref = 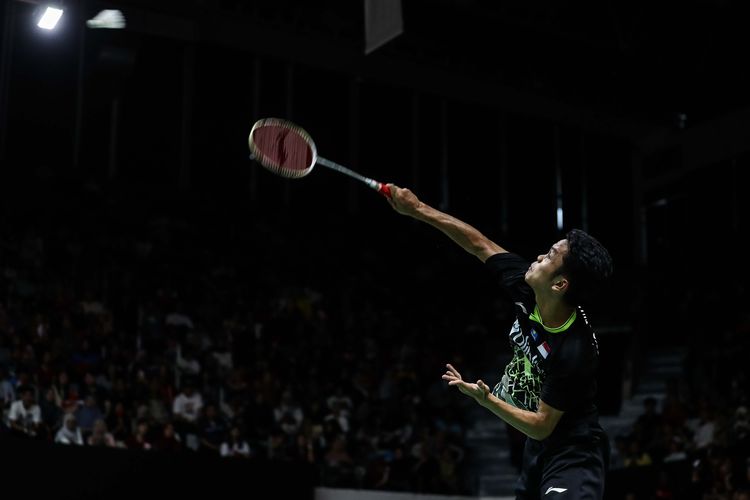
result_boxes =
[387,184,613,499]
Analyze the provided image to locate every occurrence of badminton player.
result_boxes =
[387,184,613,500]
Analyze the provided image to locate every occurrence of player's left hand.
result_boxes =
[442,363,490,402]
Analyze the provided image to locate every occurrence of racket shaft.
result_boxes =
[316,157,380,190]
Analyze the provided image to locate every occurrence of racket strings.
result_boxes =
[250,120,315,178]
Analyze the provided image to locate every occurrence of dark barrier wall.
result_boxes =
[0,434,316,500]
[606,462,693,500]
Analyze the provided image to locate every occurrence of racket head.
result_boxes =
[248,118,318,179]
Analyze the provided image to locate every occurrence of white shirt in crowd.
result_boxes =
[172,392,203,422]
[220,441,251,458]
[8,400,41,430]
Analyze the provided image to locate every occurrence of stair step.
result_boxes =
[472,448,511,461]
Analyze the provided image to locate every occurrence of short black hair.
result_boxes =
[560,229,613,307]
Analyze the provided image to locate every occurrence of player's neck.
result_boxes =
[534,298,576,330]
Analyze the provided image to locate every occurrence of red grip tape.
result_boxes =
[379,183,392,199]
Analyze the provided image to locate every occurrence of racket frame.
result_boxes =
[248,118,317,179]
[248,118,391,198]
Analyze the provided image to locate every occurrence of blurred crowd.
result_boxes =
[609,283,750,500]
[2,180,746,498]
[0,185,490,495]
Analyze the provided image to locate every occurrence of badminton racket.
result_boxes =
[248,118,392,199]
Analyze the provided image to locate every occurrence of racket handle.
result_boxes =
[378,183,392,199]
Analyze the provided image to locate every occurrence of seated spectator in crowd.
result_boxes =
[623,439,653,467]
[87,419,117,447]
[220,425,252,458]
[731,406,749,450]
[690,405,717,451]
[39,386,63,438]
[153,422,182,452]
[198,402,228,454]
[7,385,41,438]
[175,344,201,379]
[273,389,303,435]
[437,443,464,494]
[635,397,662,451]
[326,387,353,415]
[125,419,152,450]
[106,401,131,444]
[323,434,355,487]
[172,380,203,449]
[663,438,688,464]
[53,370,78,408]
[172,381,203,424]
[324,400,350,435]
[0,367,15,411]
[55,413,84,445]
[75,394,104,436]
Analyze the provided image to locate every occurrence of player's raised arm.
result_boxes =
[387,184,507,262]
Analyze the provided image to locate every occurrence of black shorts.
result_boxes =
[515,428,609,500]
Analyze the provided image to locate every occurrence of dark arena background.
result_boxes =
[1,1,749,499]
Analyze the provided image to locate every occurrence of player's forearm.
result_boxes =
[413,203,505,260]
[477,393,552,441]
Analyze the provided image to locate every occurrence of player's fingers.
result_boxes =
[446,364,461,378]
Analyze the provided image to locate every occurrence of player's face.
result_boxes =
[525,239,568,289]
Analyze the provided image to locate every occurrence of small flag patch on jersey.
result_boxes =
[537,341,551,359]
[529,328,539,341]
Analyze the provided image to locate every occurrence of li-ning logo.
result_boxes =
[545,487,568,495]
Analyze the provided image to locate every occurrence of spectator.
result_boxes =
[220,425,252,458]
[87,418,116,447]
[198,402,228,454]
[39,386,63,438]
[55,413,84,445]
[7,385,41,438]
[153,422,182,452]
[0,367,16,410]
[623,440,652,467]
[106,401,131,444]
[125,419,152,450]
[172,380,203,450]
[691,405,717,451]
[324,400,350,435]
[635,396,662,451]
[172,381,203,424]
[323,434,355,487]
[273,389,303,435]
[75,394,104,436]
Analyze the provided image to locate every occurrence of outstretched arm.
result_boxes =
[442,364,564,441]
[387,184,507,262]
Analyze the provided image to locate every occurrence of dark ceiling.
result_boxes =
[96,0,750,129]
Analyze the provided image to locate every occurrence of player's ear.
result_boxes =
[551,276,568,294]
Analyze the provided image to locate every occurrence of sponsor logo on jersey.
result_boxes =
[509,319,540,367]
[545,486,568,495]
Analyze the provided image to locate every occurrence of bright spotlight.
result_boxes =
[37,6,64,30]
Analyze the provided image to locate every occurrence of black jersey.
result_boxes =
[485,252,601,442]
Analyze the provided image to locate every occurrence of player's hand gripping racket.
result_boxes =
[248,118,392,199]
